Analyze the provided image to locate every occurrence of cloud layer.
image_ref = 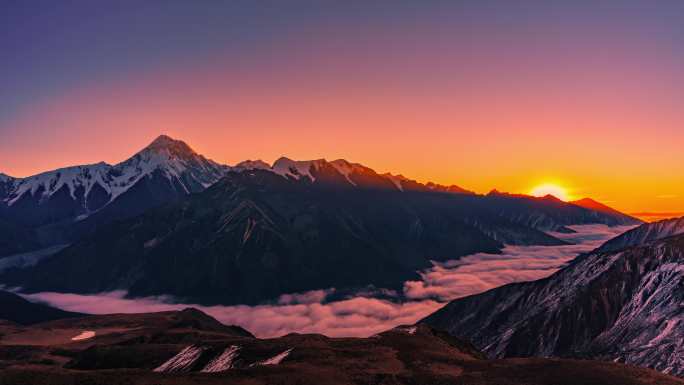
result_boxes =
[21,225,632,338]
[23,290,442,338]
[403,224,633,301]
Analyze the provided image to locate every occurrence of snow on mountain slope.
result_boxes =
[271,157,326,181]
[383,173,410,191]
[153,345,205,373]
[422,232,684,376]
[6,162,112,206]
[233,160,271,171]
[382,172,474,194]
[253,348,293,366]
[1,136,473,226]
[329,159,364,186]
[201,345,241,372]
[110,134,227,196]
[1,135,228,224]
[242,156,473,194]
[597,216,684,253]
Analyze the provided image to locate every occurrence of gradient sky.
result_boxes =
[2,0,684,213]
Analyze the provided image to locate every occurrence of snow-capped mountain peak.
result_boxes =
[233,160,271,171]
[329,159,368,186]
[138,134,198,159]
[6,162,113,206]
[2,135,228,220]
[1,136,476,228]
[110,135,227,196]
[270,157,379,186]
[271,157,325,181]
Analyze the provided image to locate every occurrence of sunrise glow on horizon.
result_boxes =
[530,184,571,202]
[2,1,684,214]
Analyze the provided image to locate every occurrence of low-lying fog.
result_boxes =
[19,225,632,338]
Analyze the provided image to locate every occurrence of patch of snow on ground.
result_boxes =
[154,345,204,373]
[71,331,96,341]
[201,345,240,373]
[253,348,293,366]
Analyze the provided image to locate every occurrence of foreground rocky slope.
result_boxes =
[0,308,680,385]
[422,224,684,376]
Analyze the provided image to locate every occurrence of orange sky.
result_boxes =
[2,2,684,214]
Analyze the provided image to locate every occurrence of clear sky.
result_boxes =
[2,0,684,213]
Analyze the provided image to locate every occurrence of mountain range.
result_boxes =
[422,218,684,376]
[3,135,680,383]
[0,136,641,305]
[0,135,486,257]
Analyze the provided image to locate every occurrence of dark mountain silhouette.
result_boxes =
[0,290,83,325]
[0,135,640,260]
[2,166,641,305]
[571,197,641,225]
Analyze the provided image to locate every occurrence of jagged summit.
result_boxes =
[0,135,228,229]
[149,134,177,146]
[0,134,637,259]
[141,134,197,158]
[486,189,527,198]
[271,157,326,181]
[234,159,271,171]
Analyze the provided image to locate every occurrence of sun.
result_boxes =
[530,183,569,201]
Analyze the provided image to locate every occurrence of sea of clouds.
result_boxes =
[20,224,633,338]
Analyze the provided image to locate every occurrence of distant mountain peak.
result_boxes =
[540,194,563,202]
[272,157,327,181]
[148,134,182,146]
[486,189,527,198]
[1,135,228,226]
[330,158,362,168]
[571,197,642,224]
[571,197,616,212]
[141,134,197,158]
[234,159,271,171]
